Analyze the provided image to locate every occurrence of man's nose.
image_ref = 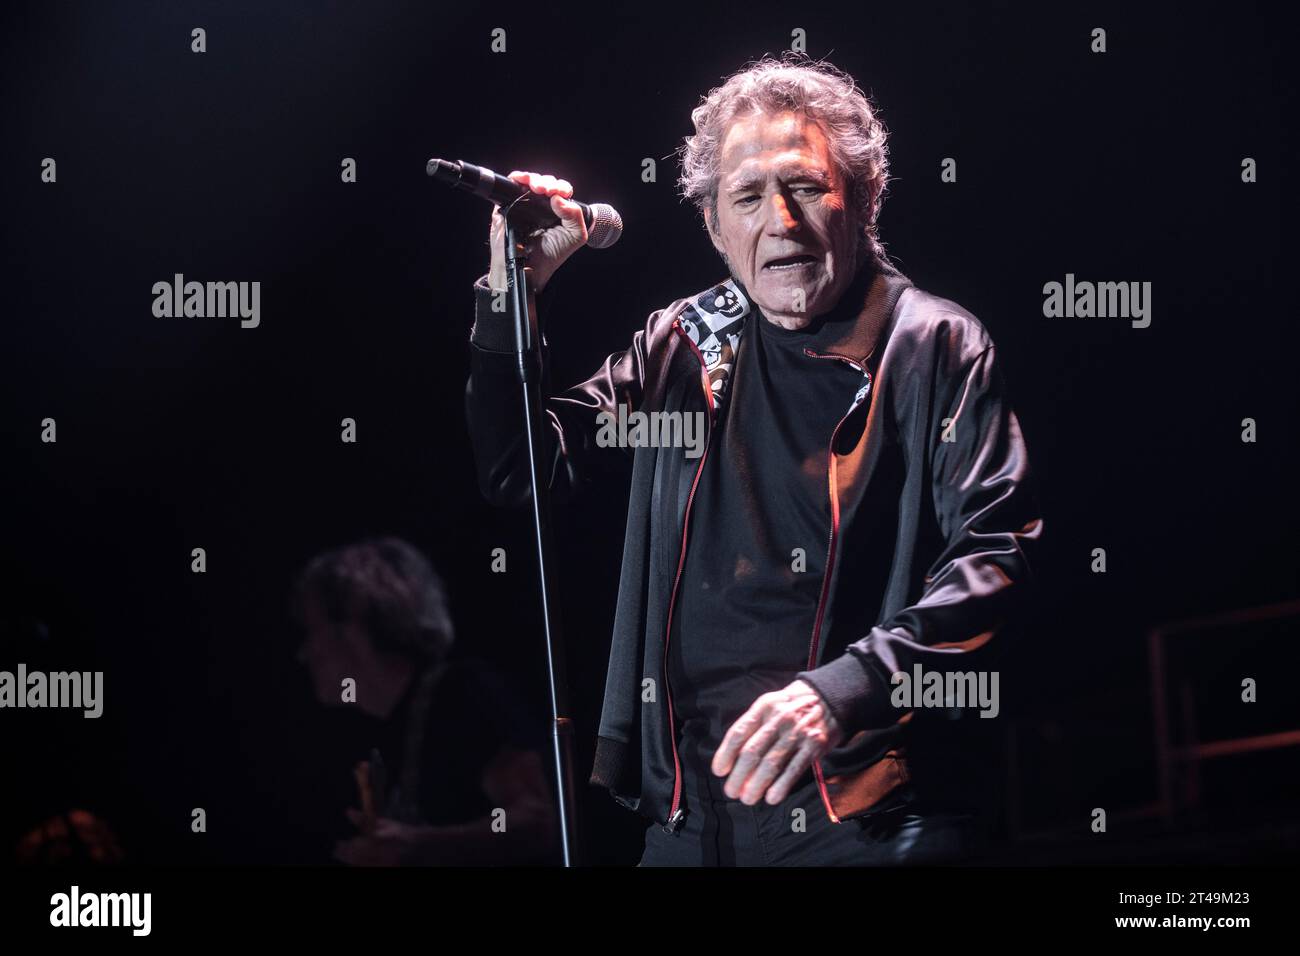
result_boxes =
[764,191,800,233]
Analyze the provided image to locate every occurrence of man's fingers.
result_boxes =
[763,711,823,804]
[520,173,555,195]
[737,724,799,804]
[712,696,773,776]
[506,171,573,196]
[550,193,585,224]
[763,741,817,806]
[727,711,800,803]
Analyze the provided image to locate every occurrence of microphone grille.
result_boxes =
[586,203,624,249]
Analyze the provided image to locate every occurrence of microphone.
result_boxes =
[427,158,623,249]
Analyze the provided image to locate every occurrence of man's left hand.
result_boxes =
[712,679,844,806]
[333,810,423,867]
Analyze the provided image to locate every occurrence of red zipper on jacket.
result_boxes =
[802,347,872,824]
[659,322,717,832]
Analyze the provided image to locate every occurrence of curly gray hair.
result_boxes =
[677,53,893,267]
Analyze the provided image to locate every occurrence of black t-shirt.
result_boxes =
[361,657,542,827]
[667,294,865,801]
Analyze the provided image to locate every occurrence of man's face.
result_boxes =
[705,109,864,329]
[297,598,370,707]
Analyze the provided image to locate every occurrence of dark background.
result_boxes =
[1,0,1295,866]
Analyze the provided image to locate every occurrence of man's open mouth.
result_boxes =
[763,254,818,271]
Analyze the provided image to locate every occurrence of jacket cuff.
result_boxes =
[471,273,542,353]
[797,650,897,737]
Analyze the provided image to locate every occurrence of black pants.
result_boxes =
[638,763,985,867]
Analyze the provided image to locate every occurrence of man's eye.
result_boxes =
[736,195,759,206]
[795,187,823,196]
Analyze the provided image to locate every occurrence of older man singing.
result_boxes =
[464,53,1044,866]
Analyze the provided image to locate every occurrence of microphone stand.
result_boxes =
[502,194,581,866]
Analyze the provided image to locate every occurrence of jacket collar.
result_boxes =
[674,258,913,413]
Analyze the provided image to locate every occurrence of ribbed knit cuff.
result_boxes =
[797,649,897,737]
[470,273,542,353]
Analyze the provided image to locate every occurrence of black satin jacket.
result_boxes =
[465,260,1044,830]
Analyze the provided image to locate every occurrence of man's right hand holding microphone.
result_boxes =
[487,171,590,294]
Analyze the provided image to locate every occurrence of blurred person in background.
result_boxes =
[292,537,557,865]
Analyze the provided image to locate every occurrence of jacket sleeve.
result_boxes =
[464,274,659,507]
[798,342,1044,736]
